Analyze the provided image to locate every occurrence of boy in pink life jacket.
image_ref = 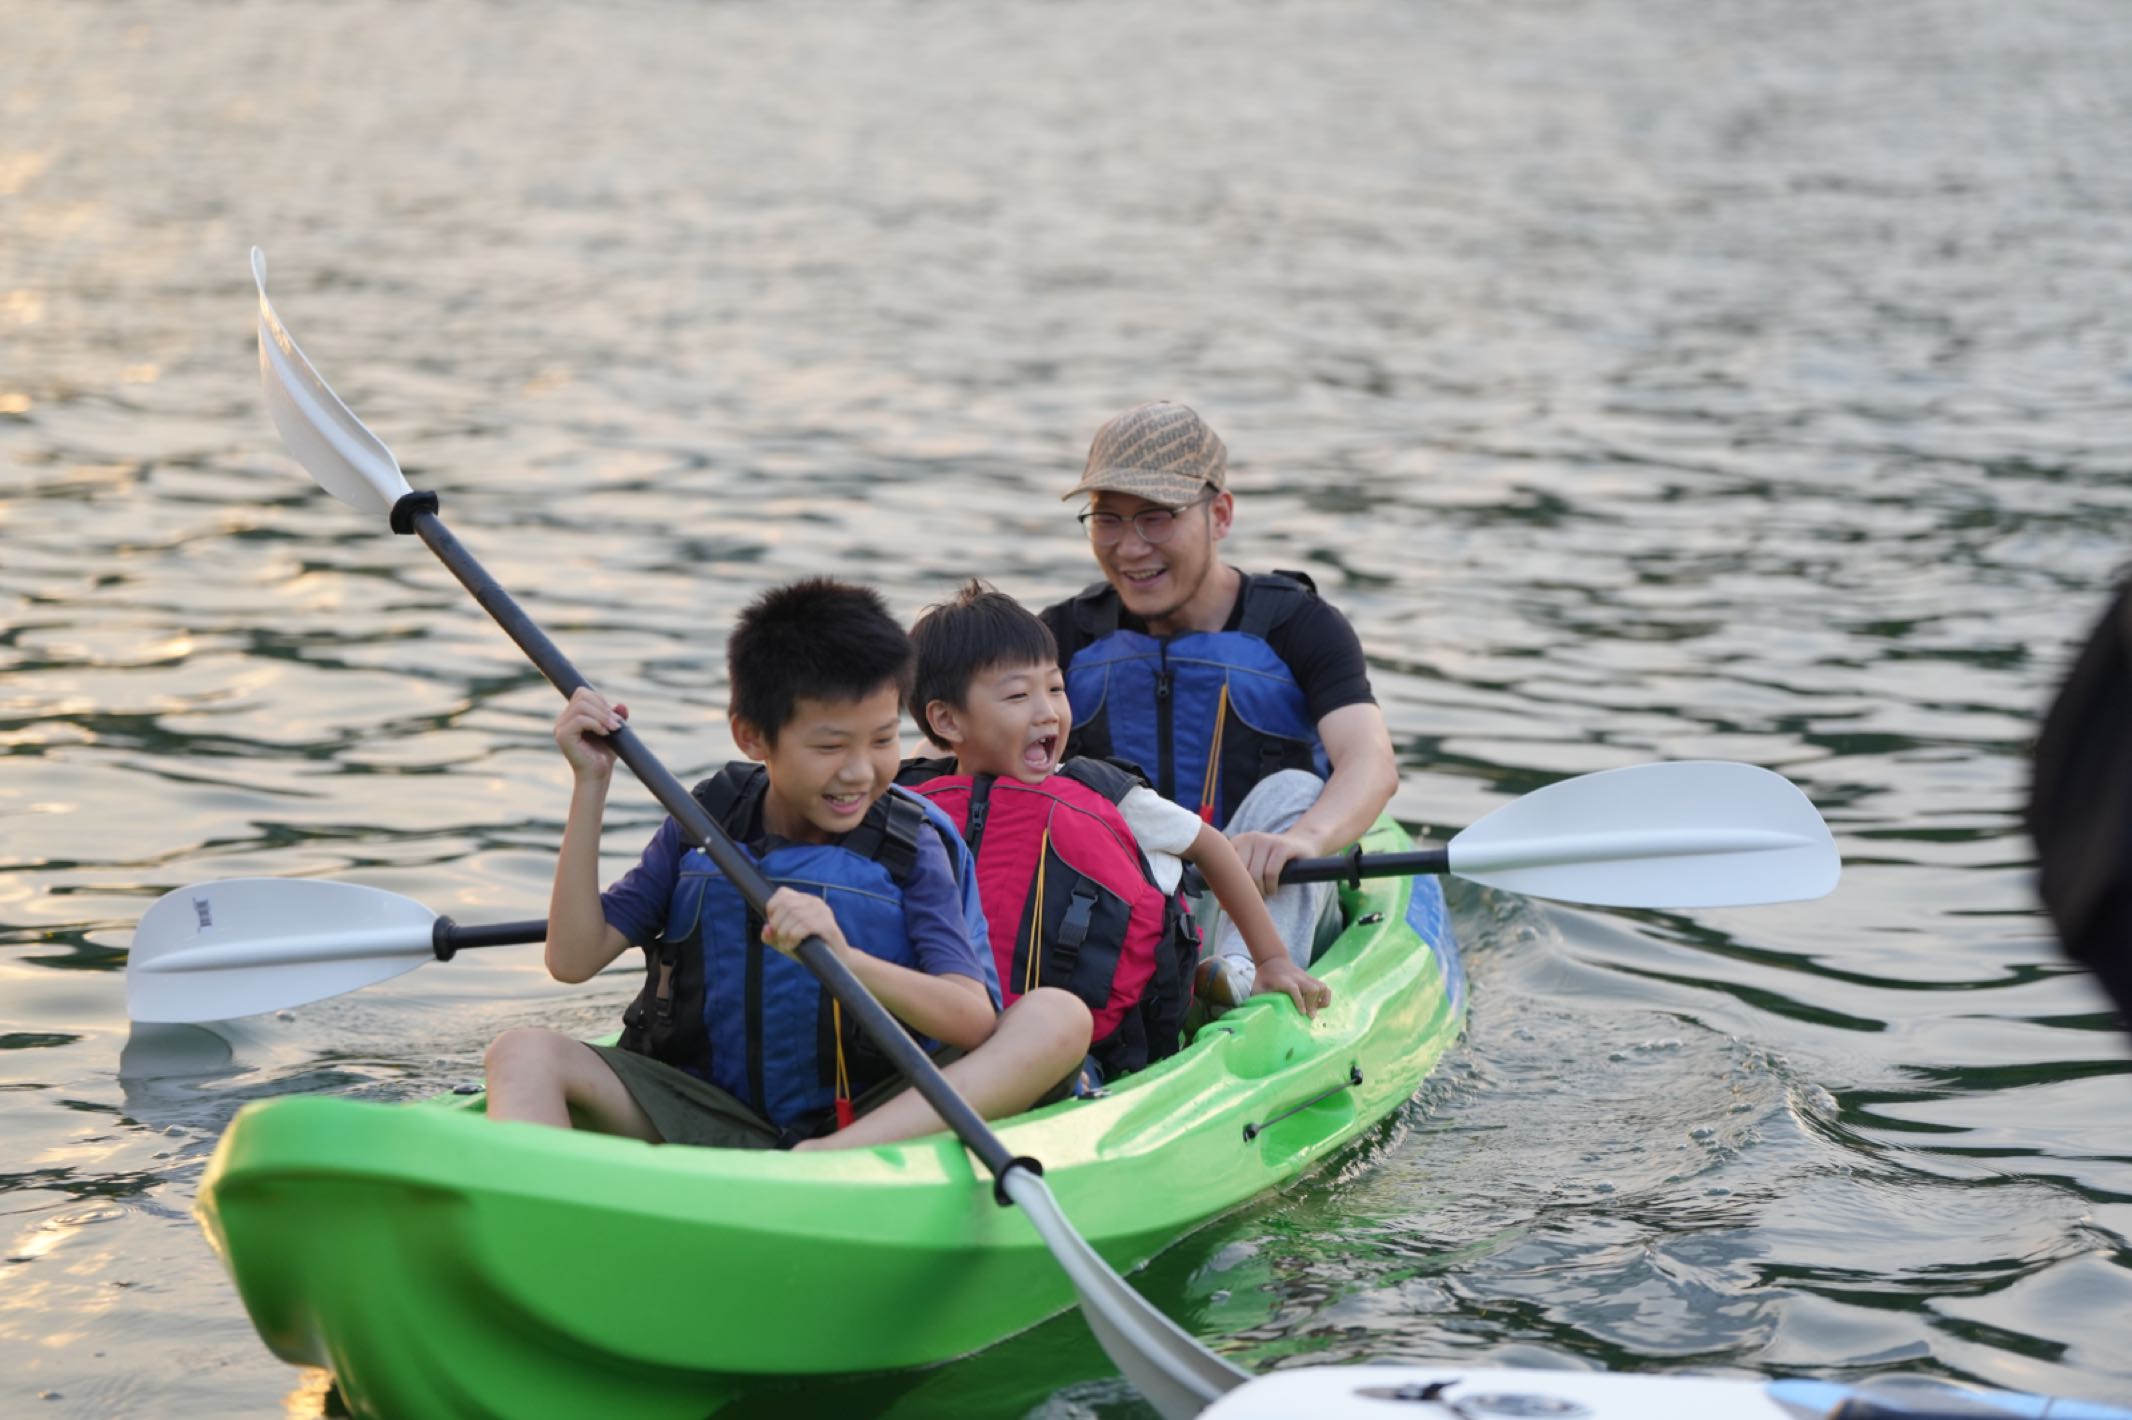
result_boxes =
[903,581,1330,1077]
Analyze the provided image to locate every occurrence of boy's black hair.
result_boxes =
[909,579,1059,748]
[726,578,913,743]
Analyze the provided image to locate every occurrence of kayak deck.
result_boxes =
[195,814,1463,1420]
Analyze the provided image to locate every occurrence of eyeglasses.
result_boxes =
[1076,493,1213,547]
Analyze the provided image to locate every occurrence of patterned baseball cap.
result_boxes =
[1062,401,1229,505]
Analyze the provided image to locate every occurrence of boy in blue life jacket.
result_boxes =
[901,581,1331,1080]
[484,578,1093,1150]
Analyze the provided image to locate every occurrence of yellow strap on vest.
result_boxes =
[1199,680,1232,821]
[1024,824,1052,995]
[832,999,852,1123]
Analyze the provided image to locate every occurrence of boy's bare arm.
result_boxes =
[1183,822,1333,1018]
[759,890,998,1049]
[547,688,636,984]
[845,959,997,1050]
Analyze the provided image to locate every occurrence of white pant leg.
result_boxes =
[1197,769,1343,983]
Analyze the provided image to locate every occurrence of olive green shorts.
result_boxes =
[589,1043,968,1150]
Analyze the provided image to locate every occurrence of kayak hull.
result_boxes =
[195,815,1462,1419]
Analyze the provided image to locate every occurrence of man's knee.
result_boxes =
[1256,768,1325,798]
[1224,769,1325,834]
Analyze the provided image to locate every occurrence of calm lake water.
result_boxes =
[5,0,2131,1414]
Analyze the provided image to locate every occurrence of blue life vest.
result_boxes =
[1060,571,1329,826]
[617,764,996,1134]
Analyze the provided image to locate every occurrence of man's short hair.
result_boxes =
[909,580,1059,748]
[727,578,913,743]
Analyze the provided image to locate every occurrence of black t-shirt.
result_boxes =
[1038,571,1376,727]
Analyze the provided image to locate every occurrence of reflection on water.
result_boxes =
[5,0,2132,1414]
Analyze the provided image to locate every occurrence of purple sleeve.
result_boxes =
[899,828,992,991]
[599,818,685,948]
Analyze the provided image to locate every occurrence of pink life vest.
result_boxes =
[910,758,1197,1077]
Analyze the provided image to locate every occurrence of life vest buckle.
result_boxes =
[1056,884,1099,953]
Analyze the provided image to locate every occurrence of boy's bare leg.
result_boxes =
[798,988,1093,1151]
[484,1028,661,1140]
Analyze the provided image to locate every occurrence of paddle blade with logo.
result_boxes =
[126,877,438,1023]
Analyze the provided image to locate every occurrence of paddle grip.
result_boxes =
[399,502,1031,1188]
[1179,845,1452,896]
[1277,846,1450,886]
[431,917,548,961]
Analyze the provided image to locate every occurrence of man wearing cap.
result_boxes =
[1040,401,1398,1002]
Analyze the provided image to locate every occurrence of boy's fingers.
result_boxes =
[566,688,625,731]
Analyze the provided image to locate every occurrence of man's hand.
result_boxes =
[760,888,849,962]
[1253,956,1332,1019]
[1229,828,1321,898]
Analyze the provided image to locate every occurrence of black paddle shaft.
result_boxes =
[390,493,1035,1194]
[1278,845,1451,885]
[465,839,1459,956]
[430,917,546,960]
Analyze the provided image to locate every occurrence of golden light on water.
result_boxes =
[0,152,50,196]
[282,1370,338,1418]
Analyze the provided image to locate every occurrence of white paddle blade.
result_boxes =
[126,877,438,1023]
[1447,761,1840,908]
[252,247,413,519]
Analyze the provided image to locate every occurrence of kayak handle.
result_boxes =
[1242,1064,1364,1143]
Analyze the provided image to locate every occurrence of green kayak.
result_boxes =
[195,813,1464,1420]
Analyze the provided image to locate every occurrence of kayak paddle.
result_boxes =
[125,877,542,1024]
[1279,759,1839,906]
[246,247,1246,1419]
[127,759,1838,1023]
